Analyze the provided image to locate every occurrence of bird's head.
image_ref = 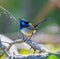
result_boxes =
[20,19,30,29]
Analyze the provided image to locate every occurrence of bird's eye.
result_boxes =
[25,22,29,24]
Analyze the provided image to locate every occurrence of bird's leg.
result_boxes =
[26,34,37,53]
[20,34,37,53]
[20,33,27,41]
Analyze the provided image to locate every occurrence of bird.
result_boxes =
[20,19,36,40]
[20,19,47,53]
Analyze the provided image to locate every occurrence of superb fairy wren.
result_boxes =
[20,19,36,37]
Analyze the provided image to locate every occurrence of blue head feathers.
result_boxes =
[20,19,29,29]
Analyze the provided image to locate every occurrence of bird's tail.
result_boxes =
[34,18,51,29]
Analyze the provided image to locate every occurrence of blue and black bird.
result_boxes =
[20,19,36,37]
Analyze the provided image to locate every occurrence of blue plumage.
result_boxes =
[20,19,29,29]
[20,19,36,37]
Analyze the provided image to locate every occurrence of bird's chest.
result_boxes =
[21,28,33,36]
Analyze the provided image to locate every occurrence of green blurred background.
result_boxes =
[0,0,60,28]
[0,0,48,20]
